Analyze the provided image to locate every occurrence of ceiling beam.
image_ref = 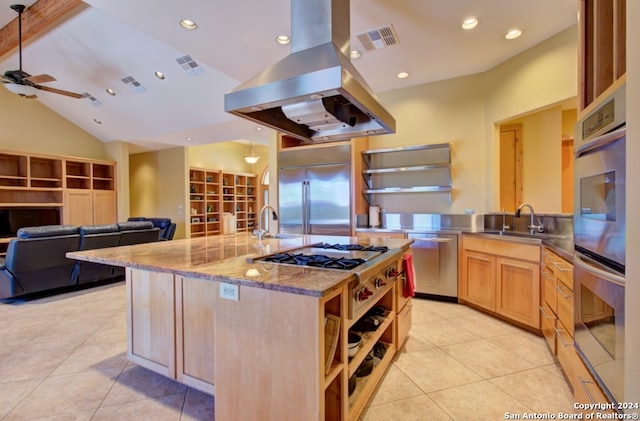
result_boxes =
[0,0,87,59]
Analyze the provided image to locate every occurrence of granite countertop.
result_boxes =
[67,233,414,298]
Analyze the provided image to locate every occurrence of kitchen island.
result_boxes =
[67,233,413,421]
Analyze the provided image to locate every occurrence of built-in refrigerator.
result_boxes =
[278,144,351,236]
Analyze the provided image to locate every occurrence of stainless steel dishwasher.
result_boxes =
[408,233,458,301]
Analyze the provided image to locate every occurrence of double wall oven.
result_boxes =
[573,83,626,404]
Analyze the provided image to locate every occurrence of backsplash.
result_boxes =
[484,212,573,236]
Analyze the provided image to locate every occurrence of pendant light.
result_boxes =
[243,143,260,164]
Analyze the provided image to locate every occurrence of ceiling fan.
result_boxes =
[1,4,82,99]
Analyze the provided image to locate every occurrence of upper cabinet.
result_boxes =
[579,0,626,112]
[361,143,452,206]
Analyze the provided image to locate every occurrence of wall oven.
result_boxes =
[573,83,625,405]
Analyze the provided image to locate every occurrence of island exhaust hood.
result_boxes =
[224,0,396,143]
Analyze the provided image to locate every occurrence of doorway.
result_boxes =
[499,124,523,212]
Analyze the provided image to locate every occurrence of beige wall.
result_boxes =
[370,25,578,215]
[625,0,639,403]
[376,74,486,213]
[129,147,188,239]
[188,141,268,176]
[0,85,106,159]
[486,26,578,212]
[501,107,564,213]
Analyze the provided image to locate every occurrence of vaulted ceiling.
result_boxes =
[0,0,578,152]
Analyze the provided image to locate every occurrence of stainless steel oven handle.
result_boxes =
[573,253,625,286]
[575,127,626,158]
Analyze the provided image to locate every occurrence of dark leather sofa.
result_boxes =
[0,221,160,300]
[127,217,176,241]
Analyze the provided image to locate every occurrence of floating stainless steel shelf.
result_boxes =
[363,186,452,194]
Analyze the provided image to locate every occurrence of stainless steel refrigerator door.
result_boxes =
[307,164,351,235]
[278,167,306,234]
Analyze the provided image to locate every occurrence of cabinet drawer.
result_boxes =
[542,269,557,315]
[573,356,616,415]
[464,236,540,262]
[556,282,574,337]
[540,306,557,355]
[396,301,412,350]
[555,326,577,386]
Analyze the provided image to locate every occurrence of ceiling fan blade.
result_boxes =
[25,74,57,84]
[35,85,83,99]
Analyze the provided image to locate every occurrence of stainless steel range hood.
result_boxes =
[224,0,396,144]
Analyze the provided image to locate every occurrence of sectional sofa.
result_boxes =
[0,221,160,300]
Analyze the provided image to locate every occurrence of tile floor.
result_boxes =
[0,282,575,420]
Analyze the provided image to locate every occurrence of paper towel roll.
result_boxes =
[369,206,380,228]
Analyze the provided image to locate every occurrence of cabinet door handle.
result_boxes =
[555,327,572,347]
[551,261,572,272]
[555,284,571,299]
[539,306,554,320]
[542,270,555,280]
[577,376,597,404]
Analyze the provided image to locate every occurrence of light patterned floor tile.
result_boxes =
[361,395,453,421]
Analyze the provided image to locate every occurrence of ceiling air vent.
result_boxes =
[121,76,147,94]
[356,24,399,51]
[176,55,203,76]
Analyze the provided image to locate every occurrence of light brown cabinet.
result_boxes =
[539,248,613,412]
[460,235,540,329]
[579,0,626,112]
[126,269,216,392]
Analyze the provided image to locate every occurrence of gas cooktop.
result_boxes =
[254,243,389,271]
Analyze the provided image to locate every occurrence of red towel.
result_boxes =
[403,253,415,298]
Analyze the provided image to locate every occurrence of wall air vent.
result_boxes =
[356,24,399,51]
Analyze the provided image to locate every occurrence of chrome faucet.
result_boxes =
[253,205,278,240]
[515,203,544,234]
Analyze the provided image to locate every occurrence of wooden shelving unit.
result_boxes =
[0,151,116,227]
[189,167,257,238]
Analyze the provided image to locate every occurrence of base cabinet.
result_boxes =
[176,276,216,394]
[540,248,613,413]
[460,236,540,329]
[126,269,176,378]
[495,257,540,327]
[126,269,215,392]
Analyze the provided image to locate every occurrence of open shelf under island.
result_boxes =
[67,233,414,421]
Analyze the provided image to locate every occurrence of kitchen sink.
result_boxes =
[482,230,570,240]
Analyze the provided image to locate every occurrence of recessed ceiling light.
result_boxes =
[154,71,165,80]
[106,88,116,96]
[350,50,361,59]
[256,127,263,131]
[461,18,479,30]
[180,19,198,30]
[505,29,523,40]
[186,137,193,142]
[275,35,290,45]
[397,72,409,79]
